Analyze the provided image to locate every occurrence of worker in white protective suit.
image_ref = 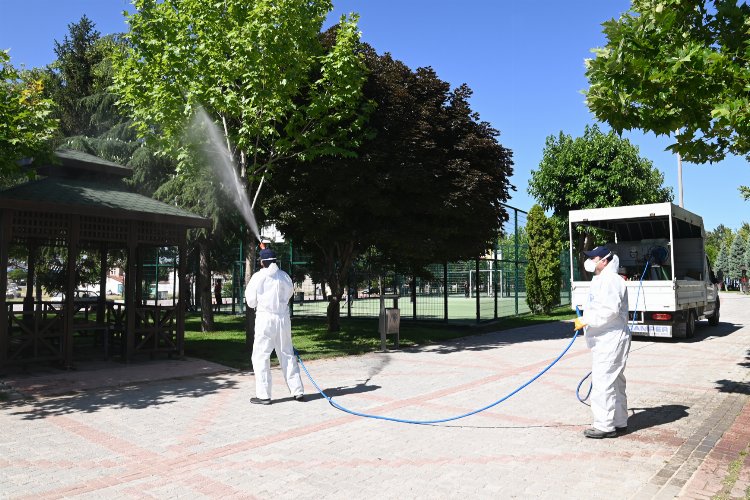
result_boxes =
[245,248,305,405]
[574,245,631,439]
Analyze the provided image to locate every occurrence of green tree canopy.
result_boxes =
[0,50,57,184]
[264,43,514,331]
[113,0,368,183]
[585,0,750,164]
[705,223,734,265]
[528,124,673,219]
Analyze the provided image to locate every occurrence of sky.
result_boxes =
[1,0,747,232]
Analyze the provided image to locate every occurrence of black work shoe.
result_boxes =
[250,397,271,405]
[293,394,305,402]
[583,427,617,439]
[615,426,628,435]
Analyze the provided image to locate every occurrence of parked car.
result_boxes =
[51,289,99,302]
[5,283,21,299]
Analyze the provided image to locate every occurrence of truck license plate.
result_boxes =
[628,324,672,337]
[629,324,648,333]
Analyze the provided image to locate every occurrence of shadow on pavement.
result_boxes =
[627,404,689,432]
[288,382,381,404]
[1,373,240,421]
[417,320,574,355]
[715,379,750,395]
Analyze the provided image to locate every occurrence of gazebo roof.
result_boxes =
[0,176,209,227]
[37,148,133,179]
[0,149,210,229]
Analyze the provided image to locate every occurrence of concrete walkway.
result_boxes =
[1,293,748,499]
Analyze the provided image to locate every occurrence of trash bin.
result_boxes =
[294,291,304,303]
[379,294,400,351]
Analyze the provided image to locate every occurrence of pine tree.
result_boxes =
[524,205,562,314]
[44,16,103,137]
[715,241,729,281]
[728,233,746,280]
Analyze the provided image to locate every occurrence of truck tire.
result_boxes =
[685,309,697,338]
[708,299,720,326]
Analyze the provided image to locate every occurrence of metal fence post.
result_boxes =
[443,262,448,322]
[514,208,520,316]
[494,242,498,319]
[475,257,480,323]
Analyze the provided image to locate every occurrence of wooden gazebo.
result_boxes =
[0,149,210,369]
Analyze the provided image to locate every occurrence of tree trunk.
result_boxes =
[327,297,341,332]
[198,235,214,331]
[321,241,357,333]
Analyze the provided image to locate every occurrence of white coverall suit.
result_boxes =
[245,262,304,400]
[580,254,631,432]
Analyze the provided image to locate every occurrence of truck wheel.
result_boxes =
[685,309,697,338]
[708,299,720,326]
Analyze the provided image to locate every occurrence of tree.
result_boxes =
[705,224,734,265]
[728,232,746,280]
[524,205,562,314]
[265,44,514,331]
[113,0,367,195]
[44,16,104,137]
[585,0,750,165]
[0,50,57,184]
[715,240,729,279]
[529,125,673,217]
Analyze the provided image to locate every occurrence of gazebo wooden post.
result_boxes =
[63,215,81,368]
[176,233,187,357]
[97,243,107,325]
[24,241,37,316]
[0,210,13,368]
[125,221,137,362]
[135,247,144,306]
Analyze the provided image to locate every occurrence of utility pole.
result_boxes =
[676,129,684,207]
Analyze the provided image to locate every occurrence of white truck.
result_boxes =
[569,202,721,339]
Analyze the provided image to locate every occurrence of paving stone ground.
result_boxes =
[1,292,748,499]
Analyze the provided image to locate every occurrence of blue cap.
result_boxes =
[259,248,277,261]
[583,246,611,259]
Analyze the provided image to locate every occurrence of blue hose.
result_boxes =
[295,329,581,425]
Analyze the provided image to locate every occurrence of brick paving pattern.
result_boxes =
[0,292,748,499]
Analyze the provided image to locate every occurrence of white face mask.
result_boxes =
[583,258,597,273]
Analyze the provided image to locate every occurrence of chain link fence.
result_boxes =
[226,204,571,323]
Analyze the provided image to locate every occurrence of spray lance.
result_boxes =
[574,306,593,404]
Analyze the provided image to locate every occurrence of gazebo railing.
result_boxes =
[133,305,178,356]
[4,300,180,365]
[6,302,64,363]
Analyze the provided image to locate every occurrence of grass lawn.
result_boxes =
[184,307,576,370]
